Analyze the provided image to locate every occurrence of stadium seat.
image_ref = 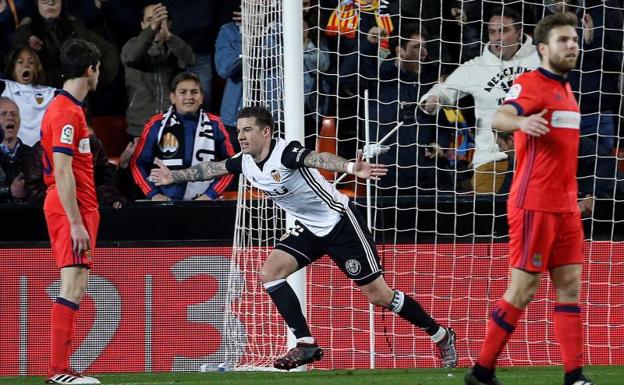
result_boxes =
[316,117,358,197]
[90,116,131,164]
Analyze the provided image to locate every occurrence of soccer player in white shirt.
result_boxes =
[149,105,457,370]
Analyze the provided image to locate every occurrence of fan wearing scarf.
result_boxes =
[131,72,235,201]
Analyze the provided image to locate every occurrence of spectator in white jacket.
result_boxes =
[419,6,539,194]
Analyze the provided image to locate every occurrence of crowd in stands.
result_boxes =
[0,0,623,213]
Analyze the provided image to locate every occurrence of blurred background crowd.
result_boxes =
[0,0,623,213]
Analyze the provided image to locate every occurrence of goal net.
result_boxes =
[223,0,624,370]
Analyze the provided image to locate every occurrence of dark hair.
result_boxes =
[487,6,523,30]
[169,72,202,93]
[389,23,428,55]
[4,45,46,84]
[142,1,173,22]
[60,39,101,80]
[237,105,275,132]
[534,12,578,47]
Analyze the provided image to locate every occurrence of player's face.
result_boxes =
[170,80,203,115]
[87,62,100,91]
[236,117,270,156]
[488,16,522,60]
[38,0,62,20]
[543,26,579,73]
[0,101,21,142]
[13,50,38,85]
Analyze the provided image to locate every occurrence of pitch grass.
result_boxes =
[1,366,621,385]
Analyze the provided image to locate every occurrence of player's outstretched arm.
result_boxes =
[149,158,230,185]
[493,105,549,137]
[303,149,388,180]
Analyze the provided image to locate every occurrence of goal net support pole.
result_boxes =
[282,0,307,370]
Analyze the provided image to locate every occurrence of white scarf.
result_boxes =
[157,107,215,200]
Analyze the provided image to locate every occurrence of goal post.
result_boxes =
[282,0,307,361]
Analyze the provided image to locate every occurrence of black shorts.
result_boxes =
[275,203,383,285]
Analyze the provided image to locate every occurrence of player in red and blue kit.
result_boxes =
[466,13,596,385]
[41,39,102,385]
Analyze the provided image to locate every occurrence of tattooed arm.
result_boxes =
[149,158,230,185]
[303,151,350,173]
[302,149,388,180]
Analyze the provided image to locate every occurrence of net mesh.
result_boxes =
[224,0,624,370]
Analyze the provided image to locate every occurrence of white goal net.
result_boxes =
[223,0,624,370]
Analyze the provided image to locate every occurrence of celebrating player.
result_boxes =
[149,105,458,370]
[41,39,102,385]
[465,13,594,385]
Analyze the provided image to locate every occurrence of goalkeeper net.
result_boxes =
[224,0,624,370]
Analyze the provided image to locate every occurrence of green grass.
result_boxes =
[1,366,621,385]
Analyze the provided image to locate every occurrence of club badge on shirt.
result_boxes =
[60,125,74,144]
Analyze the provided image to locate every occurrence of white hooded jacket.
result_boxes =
[420,35,539,168]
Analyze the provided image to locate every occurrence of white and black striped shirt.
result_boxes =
[226,138,349,236]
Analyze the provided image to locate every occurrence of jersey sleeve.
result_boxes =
[502,74,543,116]
[281,141,311,169]
[49,112,81,156]
[225,153,243,174]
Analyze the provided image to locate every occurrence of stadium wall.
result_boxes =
[1,243,621,376]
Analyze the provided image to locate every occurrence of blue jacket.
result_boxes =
[215,22,243,127]
[131,111,235,200]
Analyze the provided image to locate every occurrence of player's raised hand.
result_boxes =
[149,158,174,186]
[518,109,549,137]
[353,149,388,180]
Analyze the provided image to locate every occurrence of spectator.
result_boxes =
[214,2,242,152]
[419,7,539,194]
[0,0,33,71]
[570,1,623,212]
[366,24,452,192]
[440,0,481,66]
[1,45,57,146]
[325,0,396,157]
[116,136,143,201]
[121,2,195,137]
[162,0,217,109]
[0,96,31,203]
[329,0,396,96]
[64,0,140,49]
[12,0,119,88]
[130,72,235,201]
[303,16,330,119]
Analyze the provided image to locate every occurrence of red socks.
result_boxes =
[477,299,523,369]
[554,303,583,373]
[49,298,79,377]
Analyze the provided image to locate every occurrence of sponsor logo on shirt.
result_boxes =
[551,111,580,129]
[504,84,522,101]
[78,138,90,153]
[60,125,74,144]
